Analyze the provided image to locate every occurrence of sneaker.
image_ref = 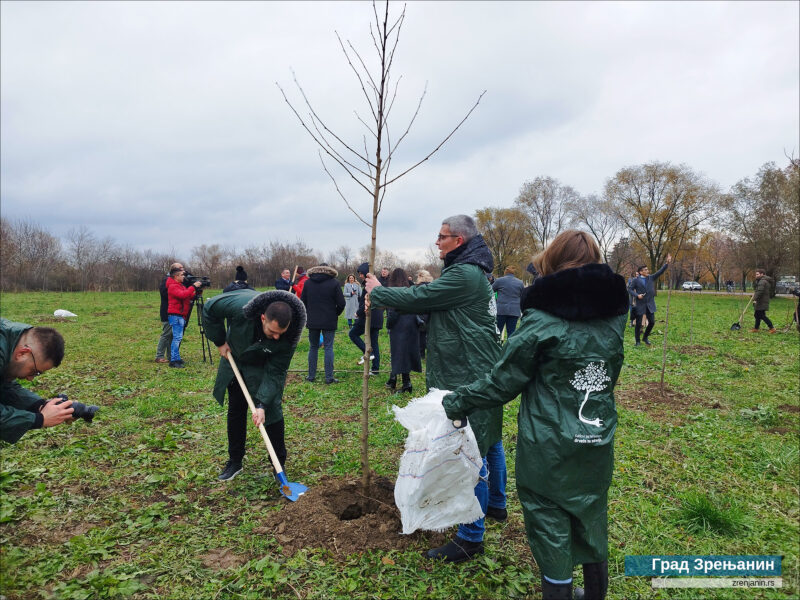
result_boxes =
[643,338,651,346]
[425,537,484,563]
[370,370,380,376]
[357,355,375,365]
[304,376,316,382]
[634,341,641,346]
[155,357,168,363]
[325,378,340,384]
[397,385,413,394]
[485,505,508,522]
[169,361,185,368]
[218,460,243,481]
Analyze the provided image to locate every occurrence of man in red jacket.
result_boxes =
[165,266,202,368]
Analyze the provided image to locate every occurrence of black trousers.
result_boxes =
[635,310,655,343]
[754,310,773,329]
[227,381,286,468]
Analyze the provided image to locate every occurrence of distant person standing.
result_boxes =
[492,266,524,338]
[292,267,309,297]
[275,269,292,292]
[415,270,434,359]
[349,263,383,374]
[384,268,421,393]
[343,274,361,328]
[627,254,672,346]
[223,266,254,293]
[378,267,390,286]
[751,269,776,333]
[166,266,202,368]
[301,264,346,384]
[155,262,183,363]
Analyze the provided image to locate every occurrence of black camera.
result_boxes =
[55,394,99,423]
[184,274,211,288]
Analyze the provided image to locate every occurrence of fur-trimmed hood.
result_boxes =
[307,265,339,281]
[443,234,494,273]
[521,263,629,321]
[242,290,307,346]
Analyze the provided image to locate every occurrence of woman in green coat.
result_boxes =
[443,231,629,600]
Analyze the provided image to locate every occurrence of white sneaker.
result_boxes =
[357,355,375,365]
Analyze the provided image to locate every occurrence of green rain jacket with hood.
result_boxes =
[1,319,48,443]
[202,290,306,425]
[369,234,502,455]
[443,263,629,579]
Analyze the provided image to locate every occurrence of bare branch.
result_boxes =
[383,74,403,123]
[290,69,374,169]
[320,152,371,227]
[387,81,427,160]
[346,37,381,110]
[383,90,486,187]
[335,32,378,122]
[354,110,378,140]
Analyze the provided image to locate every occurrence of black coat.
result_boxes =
[159,276,169,322]
[357,280,384,329]
[387,309,422,375]
[301,266,346,330]
[627,263,668,315]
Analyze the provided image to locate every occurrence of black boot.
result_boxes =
[425,536,483,563]
[541,578,572,600]
[576,561,607,600]
[385,377,396,390]
[399,373,412,394]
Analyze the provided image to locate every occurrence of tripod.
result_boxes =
[192,293,214,364]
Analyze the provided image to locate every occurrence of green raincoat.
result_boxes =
[369,234,502,455]
[442,263,629,579]
[1,318,47,443]
[202,290,306,425]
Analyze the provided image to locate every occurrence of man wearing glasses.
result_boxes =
[1,318,72,443]
[365,214,505,563]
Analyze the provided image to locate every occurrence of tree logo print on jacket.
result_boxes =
[570,362,611,428]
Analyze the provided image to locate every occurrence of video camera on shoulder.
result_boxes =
[183,272,211,289]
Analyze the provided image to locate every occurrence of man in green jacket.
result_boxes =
[202,290,306,481]
[1,318,73,443]
[751,269,776,333]
[366,214,503,563]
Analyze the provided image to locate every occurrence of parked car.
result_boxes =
[775,276,798,295]
[681,281,702,291]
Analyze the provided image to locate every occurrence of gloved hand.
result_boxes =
[442,392,467,428]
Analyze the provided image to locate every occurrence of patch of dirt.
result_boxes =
[778,404,800,414]
[616,382,711,421]
[200,547,249,571]
[676,345,715,356]
[261,475,446,557]
[720,352,754,366]
[92,311,110,316]
[766,427,792,435]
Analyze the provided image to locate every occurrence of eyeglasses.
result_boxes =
[436,234,459,241]
[24,345,42,377]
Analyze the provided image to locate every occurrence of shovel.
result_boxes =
[730,294,755,330]
[225,352,307,501]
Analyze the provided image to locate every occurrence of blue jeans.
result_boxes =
[308,329,335,381]
[168,315,185,362]
[486,440,507,509]
[457,459,488,542]
[348,319,380,371]
[496,315,519,337]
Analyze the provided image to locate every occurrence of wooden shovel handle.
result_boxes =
[225,352,284,475]
[291,266,299,284]
[738,294,755,324]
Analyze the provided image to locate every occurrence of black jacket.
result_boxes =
[356,279,384,329]
[159,276,169,322]
[300,266,346,330]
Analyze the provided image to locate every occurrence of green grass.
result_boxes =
[0,289,798,599]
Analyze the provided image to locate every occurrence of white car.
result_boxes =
[681,281,702,291]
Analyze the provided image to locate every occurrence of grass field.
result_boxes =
[1,289,798,599]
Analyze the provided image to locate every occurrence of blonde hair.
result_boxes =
[532,230,601,276]
[415,269,434,284]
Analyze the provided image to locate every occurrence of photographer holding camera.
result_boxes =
[1,318,96,443]
[166,265,202,368]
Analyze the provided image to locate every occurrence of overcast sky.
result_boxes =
[2,1,798,264]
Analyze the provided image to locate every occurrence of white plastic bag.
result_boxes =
[393,388,484,534]
[53,309,77,318]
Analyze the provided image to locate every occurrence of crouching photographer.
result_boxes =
[1,318,99,444]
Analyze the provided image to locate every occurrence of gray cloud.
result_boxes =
[2,1,797,261]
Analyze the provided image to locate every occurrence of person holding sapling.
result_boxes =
[442,230,628,600]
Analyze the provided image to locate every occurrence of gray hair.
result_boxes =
[442,214,478,242]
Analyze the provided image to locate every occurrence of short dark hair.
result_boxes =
[31,327,65,367]
[265,301,292,328]
[637,265,648,273]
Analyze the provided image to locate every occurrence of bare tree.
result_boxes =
[571,194,623,264]
[514,176,579,249]
[278,1,484,493]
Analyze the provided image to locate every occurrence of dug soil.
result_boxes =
[616,381,717,421]
[262,475,446,557]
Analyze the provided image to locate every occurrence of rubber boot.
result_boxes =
[541,578,572,600]
[385,377,396,390]
[575,561,608,600]
[399,373,412,394]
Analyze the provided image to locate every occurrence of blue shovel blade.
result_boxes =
[275,471,307,502]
